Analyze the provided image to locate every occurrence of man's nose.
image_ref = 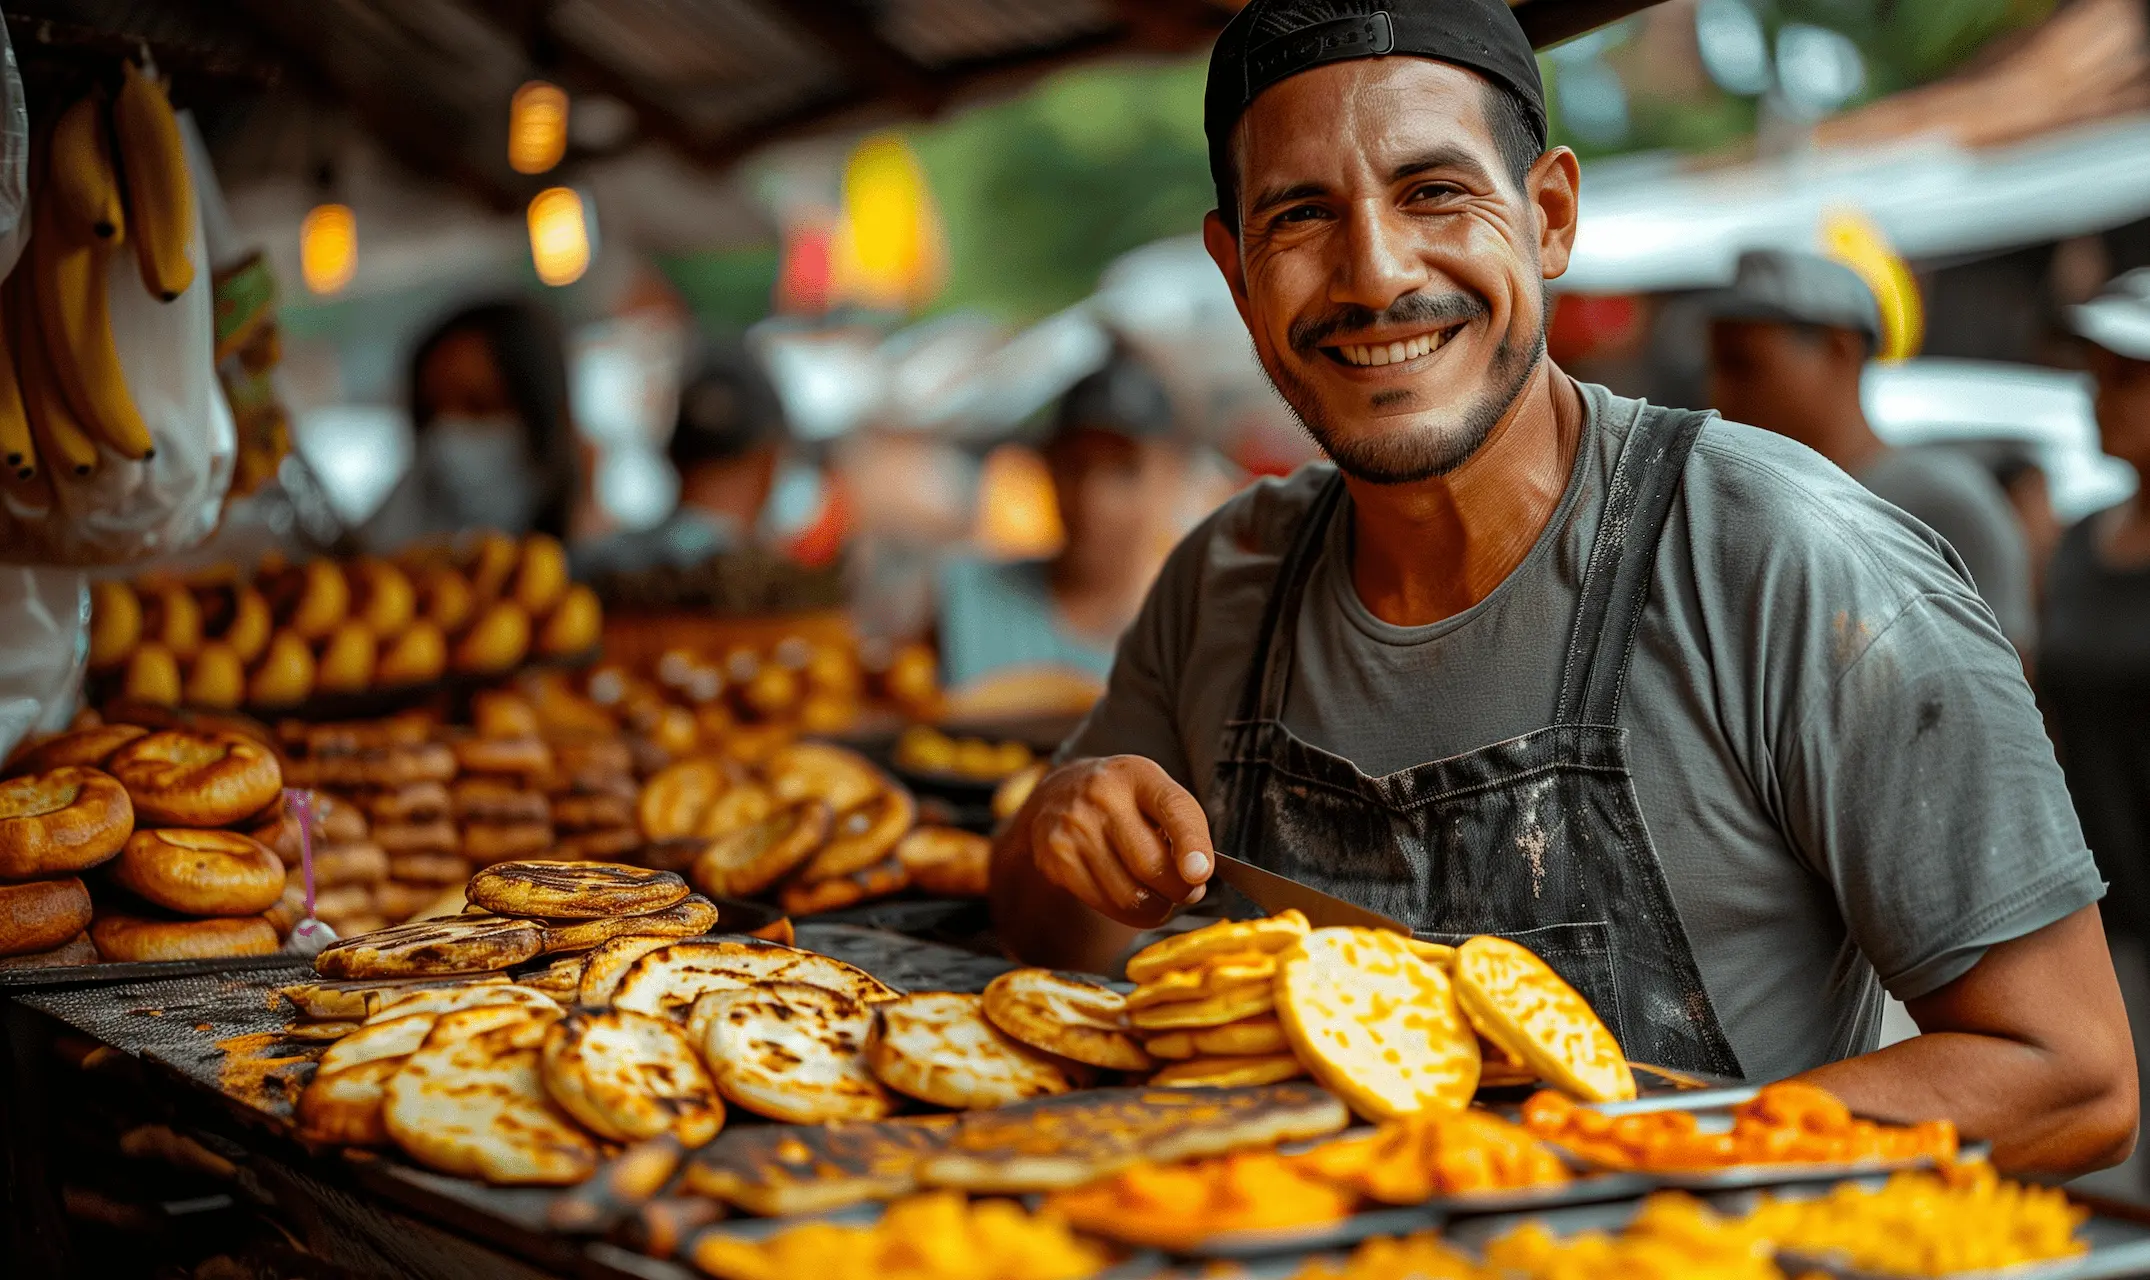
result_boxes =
[1332,202,1428,315]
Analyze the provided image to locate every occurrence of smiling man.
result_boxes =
[989,0,2139,1174]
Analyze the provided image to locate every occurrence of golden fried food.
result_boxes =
[1048,1149,1356,1250]
[795,786,916,883]
[377,620,448,686]
[183,643,247,710]
[313,914,545,979]
[89,909,279,961]
[1519,1082,1958,1173]
[1145,1014,1290,1061]
[110,828,285,916]
[689,1191,1105,1280]
[382,1004,596,1185]
[777,854,910,916]
[1480,1192,1781,1280]
[0,766,134,878]
[0,877,94,957]
[1290,1232,1489,1279]
[466,860,688,919]
[123,642,183,704]
[541,1008,723,1145]
[690,800,831,899]
[867,991,1076,1110]
[896,825,992,897]
[7,723,147,773]
[1742,1160,2087,1275]
[1453,934,1633,1103]
[1292,1107,1570,1203]
[1124,909,1309,983]
[1276,927,1480,1121]
[105,730,282,826]
[982,968,1151,1071]
[695,982,895,1125]
[1150,1053,1306,1088]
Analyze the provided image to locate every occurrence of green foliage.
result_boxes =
[910,58,1216,323]
[653,247,782,332]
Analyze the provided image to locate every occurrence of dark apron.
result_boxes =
[1212,403,1743,1079]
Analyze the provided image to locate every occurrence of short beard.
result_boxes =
[1266,295,1546,486]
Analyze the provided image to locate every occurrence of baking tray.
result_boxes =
[0,950,313,992]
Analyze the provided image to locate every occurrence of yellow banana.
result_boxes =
[47,94,124,245]
[9,269,98,477]
[0,292,36,483]
[29,186,155,462]
[113,62,194,301]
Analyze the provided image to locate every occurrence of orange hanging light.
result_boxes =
[528,186,591,287]
[300,202,357,296]
[508,80,570,175]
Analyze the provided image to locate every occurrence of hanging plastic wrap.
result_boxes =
[0,18,28,282]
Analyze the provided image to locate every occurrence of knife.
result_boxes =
[1206,852,1411,934]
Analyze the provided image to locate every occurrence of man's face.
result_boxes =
[1203,59,1572,485]
[2088,344,2150,471]
[1707,320,1840,452]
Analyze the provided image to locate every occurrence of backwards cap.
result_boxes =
[1204,0,1548,221]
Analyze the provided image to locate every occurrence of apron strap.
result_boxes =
[1219,470,1348,841]
[1555,404,1715,728]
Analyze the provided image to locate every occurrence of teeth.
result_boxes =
[1335,330,1445,367]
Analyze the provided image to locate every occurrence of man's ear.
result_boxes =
[1531,146,1582,281]
[1828,325,1871,369]
[1202,210,1256,333]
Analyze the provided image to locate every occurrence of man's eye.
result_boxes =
[1407,182,1463,203]
[1275,204,1326,224]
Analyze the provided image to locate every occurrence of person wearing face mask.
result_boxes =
[934,354,1195,700]
[362,299,579,549]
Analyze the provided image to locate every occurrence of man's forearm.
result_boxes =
[1798,1023,2137,1176]
[988,793,1141,972]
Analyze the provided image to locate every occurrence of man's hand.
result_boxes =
[1022,755,1215,927]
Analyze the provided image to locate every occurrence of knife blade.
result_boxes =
[1206,853,1411,934]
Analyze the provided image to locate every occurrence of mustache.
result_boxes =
[1288,292,1487,353]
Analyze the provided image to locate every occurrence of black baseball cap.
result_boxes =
[1053,355,1176,443]
[668,339,789,469]
[1205,0,1548,221]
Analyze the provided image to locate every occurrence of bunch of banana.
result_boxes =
[89,533,605,712]
[2,64,196,487]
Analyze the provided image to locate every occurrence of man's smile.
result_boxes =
[1319,320,1467,370]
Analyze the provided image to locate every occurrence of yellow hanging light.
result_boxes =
[973,444,1064,560]
[508,80,570,175]
[299,202,357,296]
[832,132,945,311]
[528,186,590,287]
[1821,207,1924,363]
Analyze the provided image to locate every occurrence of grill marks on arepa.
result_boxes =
[866,991,1075,1109]
[696,982,894,1124]
[611,938,899,1021]
[466,860,689,919]
[314,914,545,979]
[382,1005,597,1186]
[981,969,1151,1071]
[541,1010,724,1145]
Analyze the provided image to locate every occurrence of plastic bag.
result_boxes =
[0,566,85,759]
[0,19,29,277]
[0,108,234,565]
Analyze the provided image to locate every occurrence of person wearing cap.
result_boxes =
[935,354,1195,698]
[1707,249,2035,655]
[2044,269,2150,963]
[991,0,2134,1174]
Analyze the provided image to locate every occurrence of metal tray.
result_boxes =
[791,920,1015,993]
[0,950,312,992]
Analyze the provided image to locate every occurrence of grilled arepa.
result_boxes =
[867,991,1075,1110]
[794,786,916,883]
[1149,1053,1307,1088]
[297,1059,404,1146]
[466,861,689,919]
[682,1115,957,1217]
[687,800,830,899]
[611,938,899,1021]
[764,742,888,811]
[1451,933,1635,1103]
[1123,910,1309,984]
[366,982,561,1025]
[383,1005,596,1185]
[541,1009,723,1146]
[279,973,511,1021]
[538,894,717,954]
[579,935,681,1007]
[982,969,1151,1071]
[695,982,895,1124]
[313,914,546,979]
[320,1011,443,1074]
[918,1082,1351,1192]
[1276,927,1480,1121]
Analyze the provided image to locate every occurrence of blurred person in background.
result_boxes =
[935,353,1193,701]
[363,299,580,549]
[1988,447,2062,613]
[574,336,846,576]
[2045,268,2150,951]
[1708,249,2035,655]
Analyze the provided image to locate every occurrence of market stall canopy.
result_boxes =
[1564,0,2150,293]
[2,0,1664,209]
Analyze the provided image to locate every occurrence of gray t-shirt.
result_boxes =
[1856,447,2034,652]
[1064,383,2101,1083]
